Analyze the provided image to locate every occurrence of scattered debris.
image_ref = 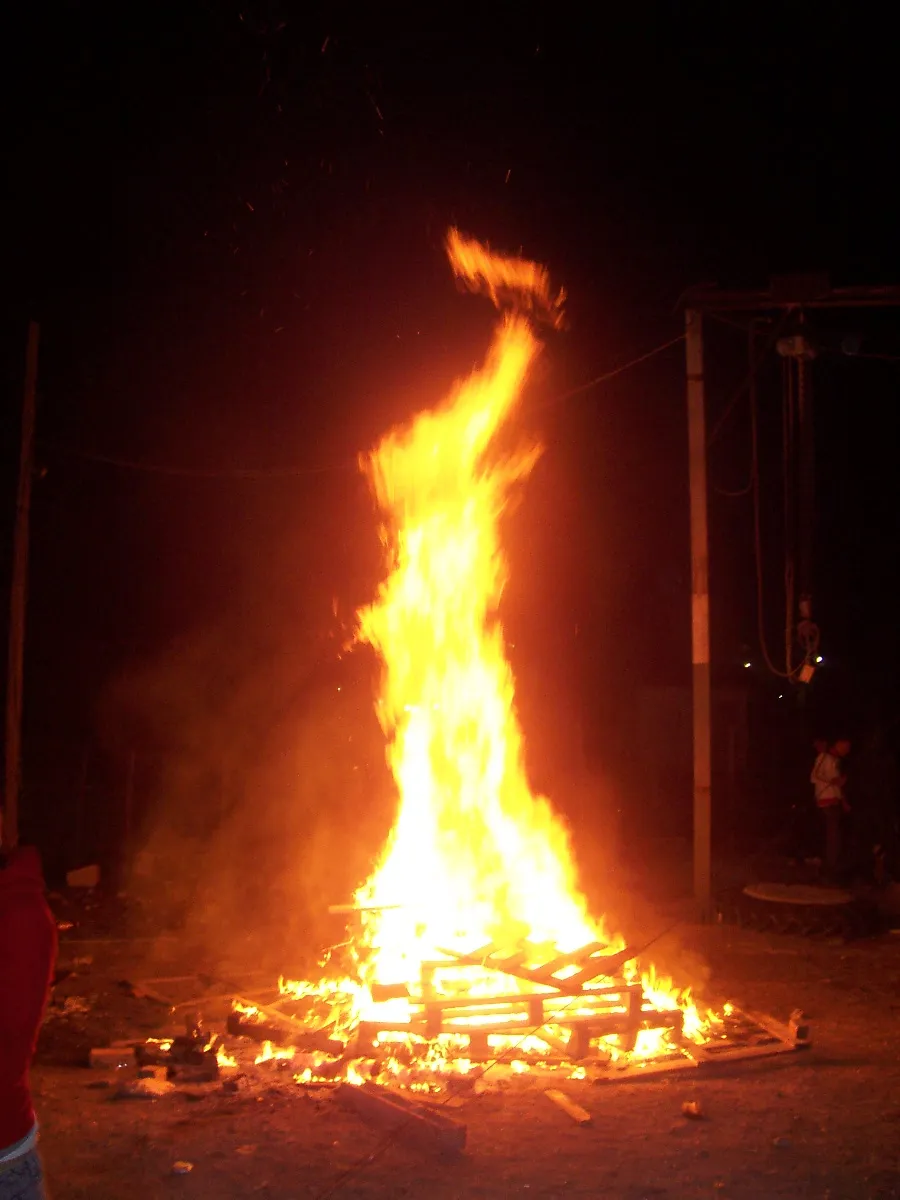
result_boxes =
[114,1076,174,1100]
[135,1015,218,1076]
[773,1135,793,1148]
[137,1066,168,1083]
[168,1059,219,1084]
[89,1048,132,1070]
[789,1009,810,1040]
[545,1089,592,1126]
[45,996,92,1020]
[132,977,195,1006]
[682,1100,704,1120]
[172,1162,193,1175]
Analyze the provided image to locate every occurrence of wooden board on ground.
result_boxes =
[545,1089,592,1125]
[336,1082,466,1156]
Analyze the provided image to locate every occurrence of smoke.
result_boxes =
[96,466,397,974]
[539,765,712,1006]
[100,613,395,974]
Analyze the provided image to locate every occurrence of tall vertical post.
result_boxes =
[685,310,712,919]
[797,354,815,603]
[3,321,40,851]
[124,750,136,848]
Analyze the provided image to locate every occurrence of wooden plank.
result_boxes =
[434,945,628,996]
[741,1008,811,1048]
[565,948,638,988]
[533,1029,570,1056]
[232,995,307,1030]
[172,987,281,1012]
[228,998,343,1057]
[412,989,613,1014]
[591,1055,700,1083]
[693,1039,805,1065]
[467,941,501,960]
[529,942,608,981]
[490,949,531,972]
[545,1089,592,1125]
[360,1004,684,1044]
[413,983,630,1012]
[336,1083,466,1156]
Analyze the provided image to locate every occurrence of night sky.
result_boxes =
[4,6,900,879]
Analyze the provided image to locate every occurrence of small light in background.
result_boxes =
[743,661,752,669]
[778,693,784,700]
[815,655,824,664]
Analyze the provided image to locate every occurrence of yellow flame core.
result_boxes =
[353,232,609,1002]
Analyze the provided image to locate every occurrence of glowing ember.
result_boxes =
[267,230,717,1077]
[255,1040,295,1065]
[216,1045,238,1069]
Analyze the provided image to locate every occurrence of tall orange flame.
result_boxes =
[445,228,567,329]
[353,231,611,1001]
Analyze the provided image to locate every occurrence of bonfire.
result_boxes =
[227,232,804,1090]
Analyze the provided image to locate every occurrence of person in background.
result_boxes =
[789,738,830,866]
[810,739,851,878]
[810,738,829,788]
[0,807,57,1200]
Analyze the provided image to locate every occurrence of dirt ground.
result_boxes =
[30,909,900,1200]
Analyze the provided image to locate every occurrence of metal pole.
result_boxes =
[124,750,136,848]
[3,321,39,851]
[797,355,815,602]
[685,310,712,918]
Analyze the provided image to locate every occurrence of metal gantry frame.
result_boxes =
[681,278,900,918]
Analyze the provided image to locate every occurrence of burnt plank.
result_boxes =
[337,1083,466,1156]
[529,942,608,981]
[489,949,531,972]
[565,947,637,987]
[544,1089,592,1125]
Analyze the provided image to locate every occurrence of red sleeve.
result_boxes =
[0,895,57,1087]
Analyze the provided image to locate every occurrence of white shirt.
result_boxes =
[811,751,843,806]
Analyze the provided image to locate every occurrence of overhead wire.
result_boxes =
[536,333,685,410]
[707,310,794,449]
[40,333,686,479]
[39,444,359,479]
[709,311,796,497]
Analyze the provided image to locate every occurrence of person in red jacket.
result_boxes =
[0,809,57,1199]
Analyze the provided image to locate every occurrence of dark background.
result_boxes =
[3,5,899,937]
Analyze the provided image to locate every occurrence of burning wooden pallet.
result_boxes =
[354,938,685,1063]
[224,937,810,1082]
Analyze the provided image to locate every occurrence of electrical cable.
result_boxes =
[536,333,685,410]
[710,311,796,496]
[750,326,804,682]
[38,445,359,479]
[705,310,755,334]
[40,333,687,479]
[707,311,794,449]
